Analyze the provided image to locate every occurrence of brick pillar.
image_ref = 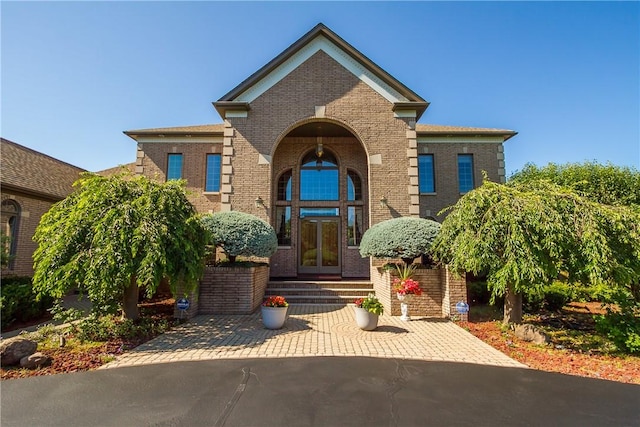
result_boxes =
[442,266,468,321]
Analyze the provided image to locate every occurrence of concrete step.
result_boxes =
[266,280,374,304]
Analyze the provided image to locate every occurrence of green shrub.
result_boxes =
[359,217,441,264]
[75,314,173,342]
[544,282,572,311]
[1,276,54,329]
[467,281,491,305]
[200,211,277,263]
[595,291,640,354]
[523,287,545,313]
[522,282,573,313]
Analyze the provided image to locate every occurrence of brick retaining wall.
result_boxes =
[371,265,467,320]
[198,265,269,314]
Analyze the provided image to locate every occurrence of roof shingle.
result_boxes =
[1,138,85,200]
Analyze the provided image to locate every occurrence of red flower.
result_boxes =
[393,278,423,296]
[263,296,288,307]
[354,298,364,307]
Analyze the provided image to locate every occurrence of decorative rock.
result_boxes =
[19,352,52,369]
[514,324,550,345]
[0,337,38,366]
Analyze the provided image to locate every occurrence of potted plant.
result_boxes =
[392,264,422,321]
[261,296,288,329]
[353,293,384,331]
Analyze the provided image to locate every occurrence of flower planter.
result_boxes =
[397,293,414,321]
[354,306,379,331]
[261,305,288,329]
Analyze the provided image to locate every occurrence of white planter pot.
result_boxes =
[354,306,379,331]
[261,306,288,329]
[397,293,413,321]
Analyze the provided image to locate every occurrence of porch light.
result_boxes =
[379,195,388,208]
[255,196,265,208]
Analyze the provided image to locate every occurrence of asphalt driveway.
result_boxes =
[2,357,638,426]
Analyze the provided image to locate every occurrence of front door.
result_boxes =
[299,217,340,275]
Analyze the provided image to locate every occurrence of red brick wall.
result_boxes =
[138,142,223,214]
[418,142,504,221]
[198,265,269,314]
[1,192,57,277]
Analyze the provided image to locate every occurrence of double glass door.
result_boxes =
[299,217,340,275]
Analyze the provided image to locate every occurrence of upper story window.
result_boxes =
[458,154,475,193]
[166,153,183,181]
[277,170,292,201]
[300,150,338,201]
[205,154,221,192]
[347,170,362,201]
[418,154,435,193]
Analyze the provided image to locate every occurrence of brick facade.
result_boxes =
[125,24,516,281]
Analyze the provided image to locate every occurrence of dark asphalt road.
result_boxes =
[1,357,638,426]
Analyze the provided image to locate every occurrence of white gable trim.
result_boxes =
[236,36,409,104]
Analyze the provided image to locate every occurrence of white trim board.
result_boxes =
[236,36,409,104]
[417,136,504,144]
[136,136,224,144]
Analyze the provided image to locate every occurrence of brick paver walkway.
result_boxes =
[101,305,525,369]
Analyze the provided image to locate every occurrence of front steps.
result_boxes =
[265,280,374,304]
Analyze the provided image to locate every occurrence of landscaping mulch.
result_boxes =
[460,302,640,385]
[1,297,176,380]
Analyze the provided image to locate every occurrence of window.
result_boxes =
[347,206,363,246]
[205,154,221,192]
[418,154,435,193]
[300,150,339,201]
[347,170,362,201]
[1,199,20,270]
[167,154,183,180]
[276,206,291,246]
[277,170,292,201]
[458,154,475,193]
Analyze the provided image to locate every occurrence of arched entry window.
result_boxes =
[276,170,292,246]
[300,150,338,200]
[1,199,21,270]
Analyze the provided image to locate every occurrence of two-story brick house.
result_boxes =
[125,24,516,280]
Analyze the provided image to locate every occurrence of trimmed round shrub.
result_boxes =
[201,211,277,262]
[359,217,441,264]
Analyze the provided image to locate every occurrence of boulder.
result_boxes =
[514,324,550,345]
[19,352,52,369]
[0,337,38,366]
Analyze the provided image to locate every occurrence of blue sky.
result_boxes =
[2,1,638,174]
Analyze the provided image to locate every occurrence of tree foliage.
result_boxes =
[359,217,441,264]
[200,211,277,263]
[432,179,640,324]
[32,173,207,319]
[509,161,640,207]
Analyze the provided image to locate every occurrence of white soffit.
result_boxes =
[137,136,224,144]
[236,36,410,104]
[417,136,504,144]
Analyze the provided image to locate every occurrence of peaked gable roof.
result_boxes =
[1,138,85,201]
[214,23,429,119]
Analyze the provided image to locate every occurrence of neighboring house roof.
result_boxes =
[417,124,518,141]
[0,138,85,201]
[214,23,429,119]
[96,162,137,177]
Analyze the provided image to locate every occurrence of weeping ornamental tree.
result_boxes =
[432,178,640,324]
[33,173,208,320]
[200,211,277,263]
[359,217,441,265]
